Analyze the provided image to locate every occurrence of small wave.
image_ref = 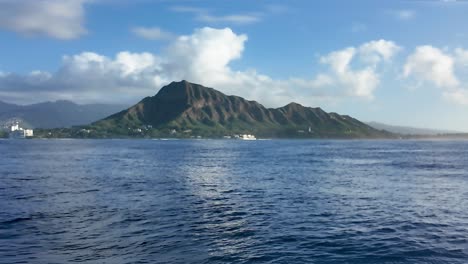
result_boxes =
[1,217,32,225]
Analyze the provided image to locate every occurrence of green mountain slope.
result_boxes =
[92,80,392,138]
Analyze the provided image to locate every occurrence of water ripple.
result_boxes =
[1,139,468,263]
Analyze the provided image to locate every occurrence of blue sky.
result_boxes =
[1,0,468,131]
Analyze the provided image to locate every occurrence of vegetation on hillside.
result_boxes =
[35,81,395,139]
[0,130,8,138]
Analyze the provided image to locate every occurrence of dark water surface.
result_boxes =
[1,139,468,263]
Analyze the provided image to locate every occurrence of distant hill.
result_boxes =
[92,80,392,138]
[0,101,20,113]
[366,121,462,136]
[0,100,128,129]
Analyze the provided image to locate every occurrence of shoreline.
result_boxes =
[5,136,468,141]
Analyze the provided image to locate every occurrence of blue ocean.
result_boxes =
[1,139,468,263]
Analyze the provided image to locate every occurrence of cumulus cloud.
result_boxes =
[455,48,468,67]
[0,51,166,104]
[404,46,459,88]
[0,27,270,104]
[319,48,378,99]
[0,0,89,39]
[132,27,174,40]
[403,45,468,105]
[0,27,398,106]
[164,27,247,82]
[359,39,402,64]
[318,40,401,98]
[159,28,298,106]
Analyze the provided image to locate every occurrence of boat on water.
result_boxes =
[238,134,257,140]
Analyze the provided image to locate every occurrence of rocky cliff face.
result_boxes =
[97,80,391,138]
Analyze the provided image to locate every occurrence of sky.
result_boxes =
[1,0,468,131]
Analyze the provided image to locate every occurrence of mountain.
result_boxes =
[0,100,128,129]
[366,121,462,136]
[0,101,20,113]
[93,80,392,138]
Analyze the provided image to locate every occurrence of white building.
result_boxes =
[10,123,20,132]
[9,122,33,138]
[24,129,34,137]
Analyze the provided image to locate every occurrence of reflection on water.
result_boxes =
[1,139,468,263]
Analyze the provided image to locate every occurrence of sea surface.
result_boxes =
[1,139,468,263]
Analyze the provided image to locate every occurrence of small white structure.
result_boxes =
[10,123,20,132]
[238,134,256,140]
[24,129,34,137]
[9,122,33,138]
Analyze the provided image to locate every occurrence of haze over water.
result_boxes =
[1,139,468,263]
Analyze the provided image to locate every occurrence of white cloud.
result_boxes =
[162,30,395,104]
[170,5,262,25]
[0,51,166,104]
[403,45,468,105]
[0,27,398,106]
[403,45,459,88]
[132,27,174,40]
[164,27,247,82]
[321,48,356,75]
[318,40,401,98]
[160,28,295,106]
[0,0,89,39]
[455,48,468,66]
[308,74,334,88]
[115,52,159,76]
[359,39,402,64]
[59,51,166,92]
[320,48,377,98]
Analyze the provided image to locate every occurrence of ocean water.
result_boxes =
[1,139,468,264]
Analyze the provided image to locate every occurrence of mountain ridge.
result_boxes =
[92,80,392,138]
[0,100,128,129]
[366,121,463,136]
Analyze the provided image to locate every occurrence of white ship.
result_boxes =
[238,134,256,140]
